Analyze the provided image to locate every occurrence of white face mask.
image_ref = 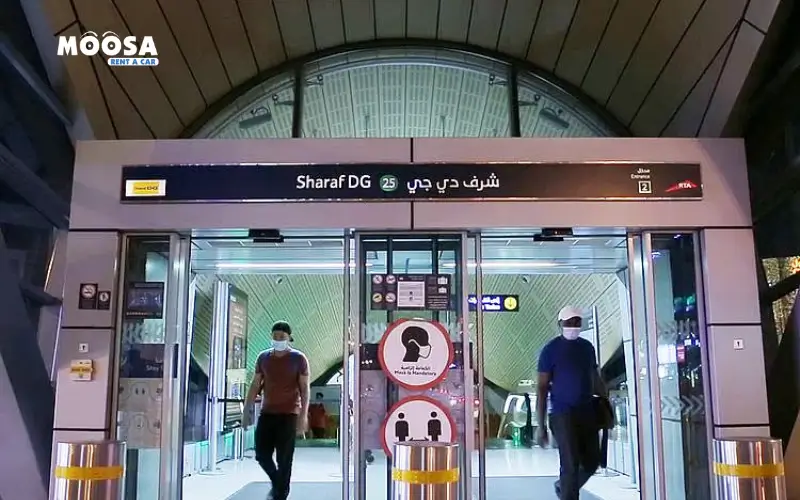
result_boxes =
[272,340,289,351]
[562,327,581,340]
[411,340,432,359]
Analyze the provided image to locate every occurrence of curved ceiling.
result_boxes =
[42,0,777,140]
[192,47,616,140]
[188,235,628,390]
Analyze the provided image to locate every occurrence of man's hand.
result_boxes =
[297,415,308,436]
[535,427,549,448]
[241,404,253,429]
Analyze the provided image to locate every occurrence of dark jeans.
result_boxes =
[550,410,601,500]
[255,413,297,499]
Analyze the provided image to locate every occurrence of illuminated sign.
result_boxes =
[125,179,166,197]
[120,163,702,202]
[468,294,519,312]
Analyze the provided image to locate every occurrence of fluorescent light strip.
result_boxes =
[215,261,365,270]
[214,261,559,270]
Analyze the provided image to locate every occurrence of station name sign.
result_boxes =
[120,162,702,202]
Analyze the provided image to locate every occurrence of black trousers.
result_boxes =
[255,413,297,498]
[550,410,601,500]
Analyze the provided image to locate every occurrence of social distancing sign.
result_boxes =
[380,395,456,456]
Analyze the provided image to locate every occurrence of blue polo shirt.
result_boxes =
[537,336,597,414]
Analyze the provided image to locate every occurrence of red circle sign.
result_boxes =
[379,395,457,456]
[378,318,454,390]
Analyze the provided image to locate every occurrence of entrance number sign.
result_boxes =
[380,395,456,456]
[378,319,454,390]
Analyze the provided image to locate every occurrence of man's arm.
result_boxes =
[298,355,311,426]
[590,345,607,396]
[245,371,263,409]
[536,345,551,429]
[592,369,607,397]
[536,372,550,429]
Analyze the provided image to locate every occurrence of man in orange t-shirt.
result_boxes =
[308,392,328,439]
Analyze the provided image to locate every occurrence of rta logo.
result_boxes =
[57,31,159,67]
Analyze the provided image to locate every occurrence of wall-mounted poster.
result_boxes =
[378,319,454,390]
[370,274,452,311]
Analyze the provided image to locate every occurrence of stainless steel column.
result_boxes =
[713,438,786,500]
[53,441,126,499]
[204,280,230,472]
[392,442,459,500]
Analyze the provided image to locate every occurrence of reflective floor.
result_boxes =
[182,448,639,500]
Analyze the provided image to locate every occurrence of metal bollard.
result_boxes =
[53,441,126,500]
[392,442,459,500]
[713,437,786,500]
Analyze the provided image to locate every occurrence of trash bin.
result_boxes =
[392,442,459,500]
[53,440,126,500]
[713,437,786,500]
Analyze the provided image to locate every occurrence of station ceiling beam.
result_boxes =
[0,202,55,228]
[0,33,70,129]
[0,142,68,229]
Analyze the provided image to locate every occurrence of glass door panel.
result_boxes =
[354,233,472,500]
[115,234,190,500]
[475,232,640,500]
[628,232,711,500]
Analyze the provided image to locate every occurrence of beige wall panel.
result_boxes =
[59,25,116,139]
[438,0,471,43]
[554,0,616,87]
[341,0,376,43]
[630,0,746,136]
[273,0,316,58]
[581,0,659,104]
[308,0,346,50]
[197,0,258,88]
[527,0,579,71]
[94,59,152,139]
[238,0,287,70]
[662,34,734,137]
[159,0,230,105]
[73,0,183,137]
[406,0,438,38]
[496,0,541,59]
[116,0,206,123]
[467,0,505,50]
[606,0,705,125]
[374,0,406,38]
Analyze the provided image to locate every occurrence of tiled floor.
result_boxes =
[182,447,641,500]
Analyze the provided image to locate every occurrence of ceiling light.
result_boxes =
[441,261,560,269]
[215,261,368,270]
[238,106,272,129]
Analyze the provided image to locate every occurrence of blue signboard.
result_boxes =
[468,294,519,312]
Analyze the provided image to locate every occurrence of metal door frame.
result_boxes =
[161,234,192,500]
[350,230,475,500]
[627,230,710,500]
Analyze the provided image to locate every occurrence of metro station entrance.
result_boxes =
[54,137,760,500]
[112,229,710,500]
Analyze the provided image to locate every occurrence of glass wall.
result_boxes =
[191,45,619,140]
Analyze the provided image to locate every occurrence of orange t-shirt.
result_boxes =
[308,403,327,428]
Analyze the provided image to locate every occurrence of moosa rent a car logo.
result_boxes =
[57,31,158,67]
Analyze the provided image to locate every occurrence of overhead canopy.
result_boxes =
[42,0,779,139]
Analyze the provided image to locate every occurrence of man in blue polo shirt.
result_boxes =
[535,306,605,500]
